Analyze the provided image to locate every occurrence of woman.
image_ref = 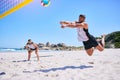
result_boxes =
[26,39,40,61]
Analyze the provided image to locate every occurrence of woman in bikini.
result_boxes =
[26,39,40,61]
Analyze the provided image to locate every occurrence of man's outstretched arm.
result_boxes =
[60,21,85,28]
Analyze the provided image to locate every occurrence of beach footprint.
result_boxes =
[0,72,6,76]
[88,62,94,64]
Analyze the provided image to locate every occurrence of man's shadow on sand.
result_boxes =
[23,65,93,73]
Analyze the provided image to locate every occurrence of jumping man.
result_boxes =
[60,14,105,56]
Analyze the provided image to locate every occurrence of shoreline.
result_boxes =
[0,48,120,52]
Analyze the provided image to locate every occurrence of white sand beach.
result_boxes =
[0,49,120,80]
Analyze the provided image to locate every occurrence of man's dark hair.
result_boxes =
[79,14,86,19]
[28,39,31,42]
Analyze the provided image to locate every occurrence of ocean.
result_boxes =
[0,48,25,52]
[0,48,57,52]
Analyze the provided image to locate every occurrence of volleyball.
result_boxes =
[41,0,50,7]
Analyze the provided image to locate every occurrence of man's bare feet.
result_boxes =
[101,34,106,47]
[101,34,106,38]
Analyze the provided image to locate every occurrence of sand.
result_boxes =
[0,49,120,80]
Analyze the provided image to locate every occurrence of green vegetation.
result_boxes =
[105,31,120,48]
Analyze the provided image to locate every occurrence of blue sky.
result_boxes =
[0,0,120,48]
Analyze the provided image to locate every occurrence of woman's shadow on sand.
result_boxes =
[23,65,93,73]
[12,55,54,62]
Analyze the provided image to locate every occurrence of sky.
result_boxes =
[0,0,120,48]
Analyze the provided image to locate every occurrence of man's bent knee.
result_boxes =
[87,52,93,56]
[99,48,104,51]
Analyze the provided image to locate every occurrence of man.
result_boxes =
[25,39,40,61]
[60,14,105,56]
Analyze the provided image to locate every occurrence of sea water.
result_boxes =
[0,48,57,53]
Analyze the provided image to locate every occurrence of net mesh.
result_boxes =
[0,0,33,19]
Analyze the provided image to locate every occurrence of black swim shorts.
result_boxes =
[30,48,37,50]
[83,35,99,50]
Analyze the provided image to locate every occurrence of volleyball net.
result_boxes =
[0,0,33,19]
